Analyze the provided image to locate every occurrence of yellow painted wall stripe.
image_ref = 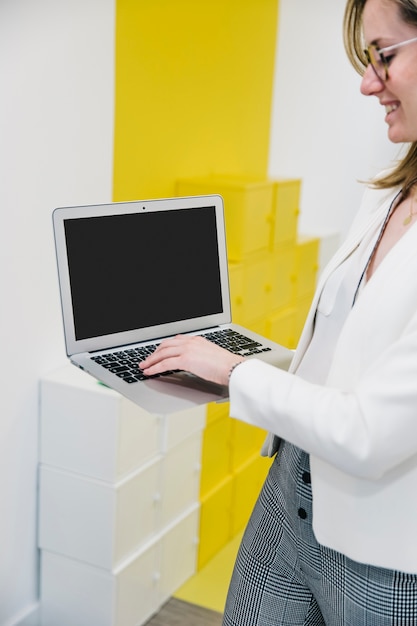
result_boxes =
[113,0,280,202]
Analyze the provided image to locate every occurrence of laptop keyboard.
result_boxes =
[90,328,271,384]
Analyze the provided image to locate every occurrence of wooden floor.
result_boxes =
[145,598,223,626]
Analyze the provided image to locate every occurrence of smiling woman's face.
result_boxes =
[360,0,417,143]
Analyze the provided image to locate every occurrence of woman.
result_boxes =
[141,0,417,622]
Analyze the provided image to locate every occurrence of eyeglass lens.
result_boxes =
[367,46,387,80]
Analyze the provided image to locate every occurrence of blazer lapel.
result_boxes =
[290,187,400,373]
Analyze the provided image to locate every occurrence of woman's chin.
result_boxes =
[387,124,416,144]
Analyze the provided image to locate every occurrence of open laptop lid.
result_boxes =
[53,195,231,357]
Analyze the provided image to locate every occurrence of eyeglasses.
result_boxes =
[364,36,417,81]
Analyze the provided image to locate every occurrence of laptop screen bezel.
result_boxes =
[53,195,232,356]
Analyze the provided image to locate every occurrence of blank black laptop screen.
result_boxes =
[64,206,223,341]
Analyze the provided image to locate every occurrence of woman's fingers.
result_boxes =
[140,335,213,373]
[140,337,185,373]
[139,335,244,386]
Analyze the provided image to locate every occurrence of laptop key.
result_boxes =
[109,365,130,374]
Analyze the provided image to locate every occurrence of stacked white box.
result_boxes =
[38,365,206,626]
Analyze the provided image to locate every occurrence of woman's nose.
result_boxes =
[360,64,385,96]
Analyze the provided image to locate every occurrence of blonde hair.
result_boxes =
[343,0,417,193]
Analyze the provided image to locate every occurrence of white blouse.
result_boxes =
[295,217,386,385]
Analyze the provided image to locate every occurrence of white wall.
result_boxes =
[269,0,399,240]
[0,1,114,624]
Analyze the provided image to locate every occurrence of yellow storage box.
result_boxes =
[200,416,232,498]
[177,176,275,262]
[271,179,301,248]
[230,420,267,472]
[270,246,297,311]
[228,262,245,325]
[265,307,297,349]
[231,454,273,536]
[198,477,233,569]
[205,400,229,427]
[241,253,274,323]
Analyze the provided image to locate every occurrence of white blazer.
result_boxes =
[229,184,417,574]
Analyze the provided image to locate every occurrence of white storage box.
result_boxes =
[160,404,206,451]
[159,505,200,601]
[159,431,203,527]
[40,505,200,626]
[40,366,161,482]
[38,431,203,569]
[40,543,159,626]
[38,458,161,569]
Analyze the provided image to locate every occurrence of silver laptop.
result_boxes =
[53,195,292,413]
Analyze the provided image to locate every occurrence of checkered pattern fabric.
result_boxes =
[222,443,417,626]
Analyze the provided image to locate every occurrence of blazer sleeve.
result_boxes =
[229,308,417,481]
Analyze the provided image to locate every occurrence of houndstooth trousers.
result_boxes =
[222,442,417,626]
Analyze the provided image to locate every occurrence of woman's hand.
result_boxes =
[139,334,245,386]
